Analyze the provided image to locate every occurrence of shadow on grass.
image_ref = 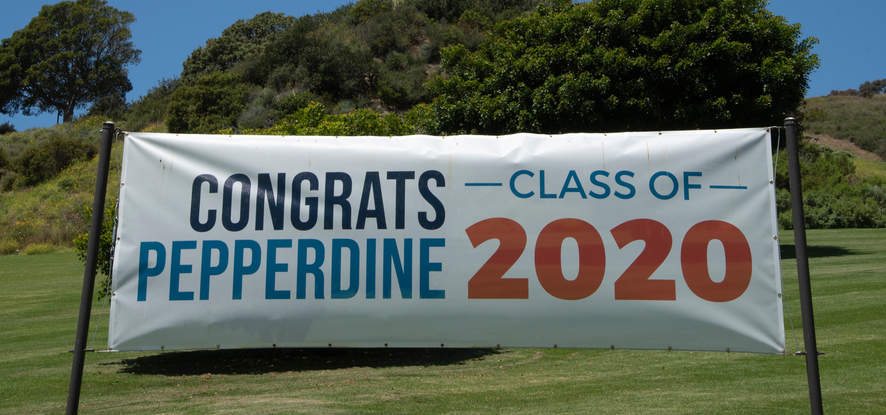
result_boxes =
[779,244,855,259]
[117,347,498,376]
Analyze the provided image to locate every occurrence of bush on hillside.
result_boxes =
[0,122,14,135]
[236,89,318,130]
[87,92,128,120]
[12,137,96,187]
[166,72,251,133]
[181,12,296,79]
[124,78,179,132]
[241,101,432,136]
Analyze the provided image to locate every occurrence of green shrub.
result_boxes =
[237,87,278,129]
[12,137,97,186]
[0,136,121,256]
[243,101,427,136]
[775,140,886,229]
[123,78,179,132]
[22,243,59,255]
[0,169,23,191]
[274,90,314,114]
[167,72,251,133]
[0,122,15,135]
[73,204,116,299]
[0,239,19,255]
[87,93,128,120]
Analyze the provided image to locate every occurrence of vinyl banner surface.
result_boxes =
[110,129,784,353]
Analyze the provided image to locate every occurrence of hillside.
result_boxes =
[804,94,886,159]
[0,117,122,254]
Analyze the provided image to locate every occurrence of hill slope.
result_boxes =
[804,94,886,159]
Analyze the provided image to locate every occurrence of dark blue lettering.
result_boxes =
[190,174,217,232]
[386,171,415,229]
[324,172,352,230]
[256,173,285,230]
[418,170,445,230]
[292,172,319,231]
[222,174,251,231]
[356,172,386,230]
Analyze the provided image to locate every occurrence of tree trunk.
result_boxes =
[63,100,75,123]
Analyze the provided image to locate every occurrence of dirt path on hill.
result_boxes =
[807,133,883,161]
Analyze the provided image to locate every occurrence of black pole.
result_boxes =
[784,117,824,414]
[66,121,114,415]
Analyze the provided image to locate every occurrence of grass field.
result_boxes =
[1,229,884,414]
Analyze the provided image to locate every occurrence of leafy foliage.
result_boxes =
[240,101,432,136]
[0,115,105,191]
[0,118,121,256]
[0,122,14,135]
[166,72,251,133]
[12,137,96,186]
[829,78,886,98]
[73,204,116,297]
[181,12,296,79]
[859,79,886,98]
[0,0,140,122]
[775,142,886,229]
[161,1,549,133]
[120,78,179,132]
[428,0,818,134]
[88,92,128,120]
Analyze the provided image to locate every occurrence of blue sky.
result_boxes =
[1,0,883,131]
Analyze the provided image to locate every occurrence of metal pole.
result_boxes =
[784,117,824,414]
[66,121,114,415]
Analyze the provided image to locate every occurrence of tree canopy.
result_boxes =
[181,12,296,79]
[428,0,819,134]
[0,0,140,123]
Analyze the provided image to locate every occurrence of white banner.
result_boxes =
[109,129,784,353]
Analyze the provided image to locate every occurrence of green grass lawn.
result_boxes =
[1,229,884,414]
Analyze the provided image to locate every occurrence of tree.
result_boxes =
[166,71,250,133]
[0,122,14,135]
[859,78,886,98]
[428,0,818,134]
[0,0,140,123]
[181,12,295,79]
